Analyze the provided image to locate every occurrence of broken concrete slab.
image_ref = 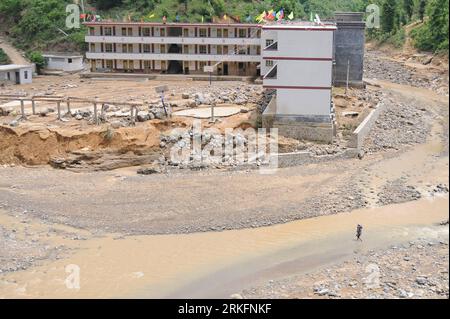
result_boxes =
[172,106,241,119]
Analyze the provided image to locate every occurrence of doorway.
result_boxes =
[223,63,229,76]
[15,72,20,84]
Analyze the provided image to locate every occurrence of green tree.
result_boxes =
[403,0,414,20]
[26,51,46,73]
[0,49,11,65]
[412,0,449,52]
[95,0,123,10]
[381,0,398,33]
[418,0,427,21]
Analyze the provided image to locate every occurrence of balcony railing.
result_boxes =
[86,52,261,62]
[85,35,261,46]
[263,64,277,80]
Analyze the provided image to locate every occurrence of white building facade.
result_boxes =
[84,22,261,76]
[0,64,33,84]
[43,54,84,72]
[261,23,337,142]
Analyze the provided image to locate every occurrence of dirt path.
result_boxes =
[0,37,29,65]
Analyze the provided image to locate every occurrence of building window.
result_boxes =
[266,39,274,47]
[238,46,246,55]
[183,29,189,37]
[90,43,95,52]
[199,28,207,37]
[122,28,127,36]
[160,28,166,37]
[104,27,112,36]
[105,43,113,52]
[160,45,166,53]
[143,44,151,53]
[106,60,113,69]
[266,60,274,67]
[217,29,222,37]
[68,58,73,64]
[239,29,246,38]
[143,28,151,37]
[7,72,10,80]
[199,45,207,54]
[89,27,95,36]
[24,71,28,79]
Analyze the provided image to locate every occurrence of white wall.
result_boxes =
[0,67,32,84]
[45,56,84,71]
[264,60,332,87]
[276,89,331,116]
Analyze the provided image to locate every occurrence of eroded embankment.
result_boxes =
[0,123,162,169]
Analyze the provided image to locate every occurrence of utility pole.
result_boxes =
[346,59,350,95]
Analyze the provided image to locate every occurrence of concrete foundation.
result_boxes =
[263,96,335,143]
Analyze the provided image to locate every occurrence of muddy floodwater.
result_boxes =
[0,195,447,299]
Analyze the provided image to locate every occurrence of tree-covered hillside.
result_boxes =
[0,0,448,54]
[367,0,449,53]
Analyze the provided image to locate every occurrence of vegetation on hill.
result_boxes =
[0,0,448,54]
[0,48,11,65]
[367,0,448,53]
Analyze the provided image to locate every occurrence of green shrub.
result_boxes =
[0,49,11,65]
[26,51,46,72]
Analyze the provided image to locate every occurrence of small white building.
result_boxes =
[262,22,337,143]
[0,64,33,84]
[43,53,84,72]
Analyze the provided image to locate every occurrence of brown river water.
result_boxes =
[0,195,447,299]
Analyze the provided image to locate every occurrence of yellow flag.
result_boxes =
[256,11,266,23]
[288,12,294,20]
[224,14,227,20]
[149,13,155,19]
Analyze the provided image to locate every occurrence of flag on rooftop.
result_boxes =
[276,9,284,21]
[256,11,266,23]
[288,11,294,20]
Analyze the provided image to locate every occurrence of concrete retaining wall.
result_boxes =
[348,102,387,150]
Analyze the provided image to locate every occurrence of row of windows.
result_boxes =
[91,27,260,38]
[92,43,260,55]
[97,60,254,70]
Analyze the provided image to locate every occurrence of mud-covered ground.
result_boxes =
[0,49,449,294]
[242,233,449,299]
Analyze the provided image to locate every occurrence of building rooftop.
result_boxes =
[43,53,83,58]
[83,21,261,28]
[262,21,337,30]
[0,64,32,71]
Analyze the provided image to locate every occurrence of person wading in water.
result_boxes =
[356,224,363,241]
